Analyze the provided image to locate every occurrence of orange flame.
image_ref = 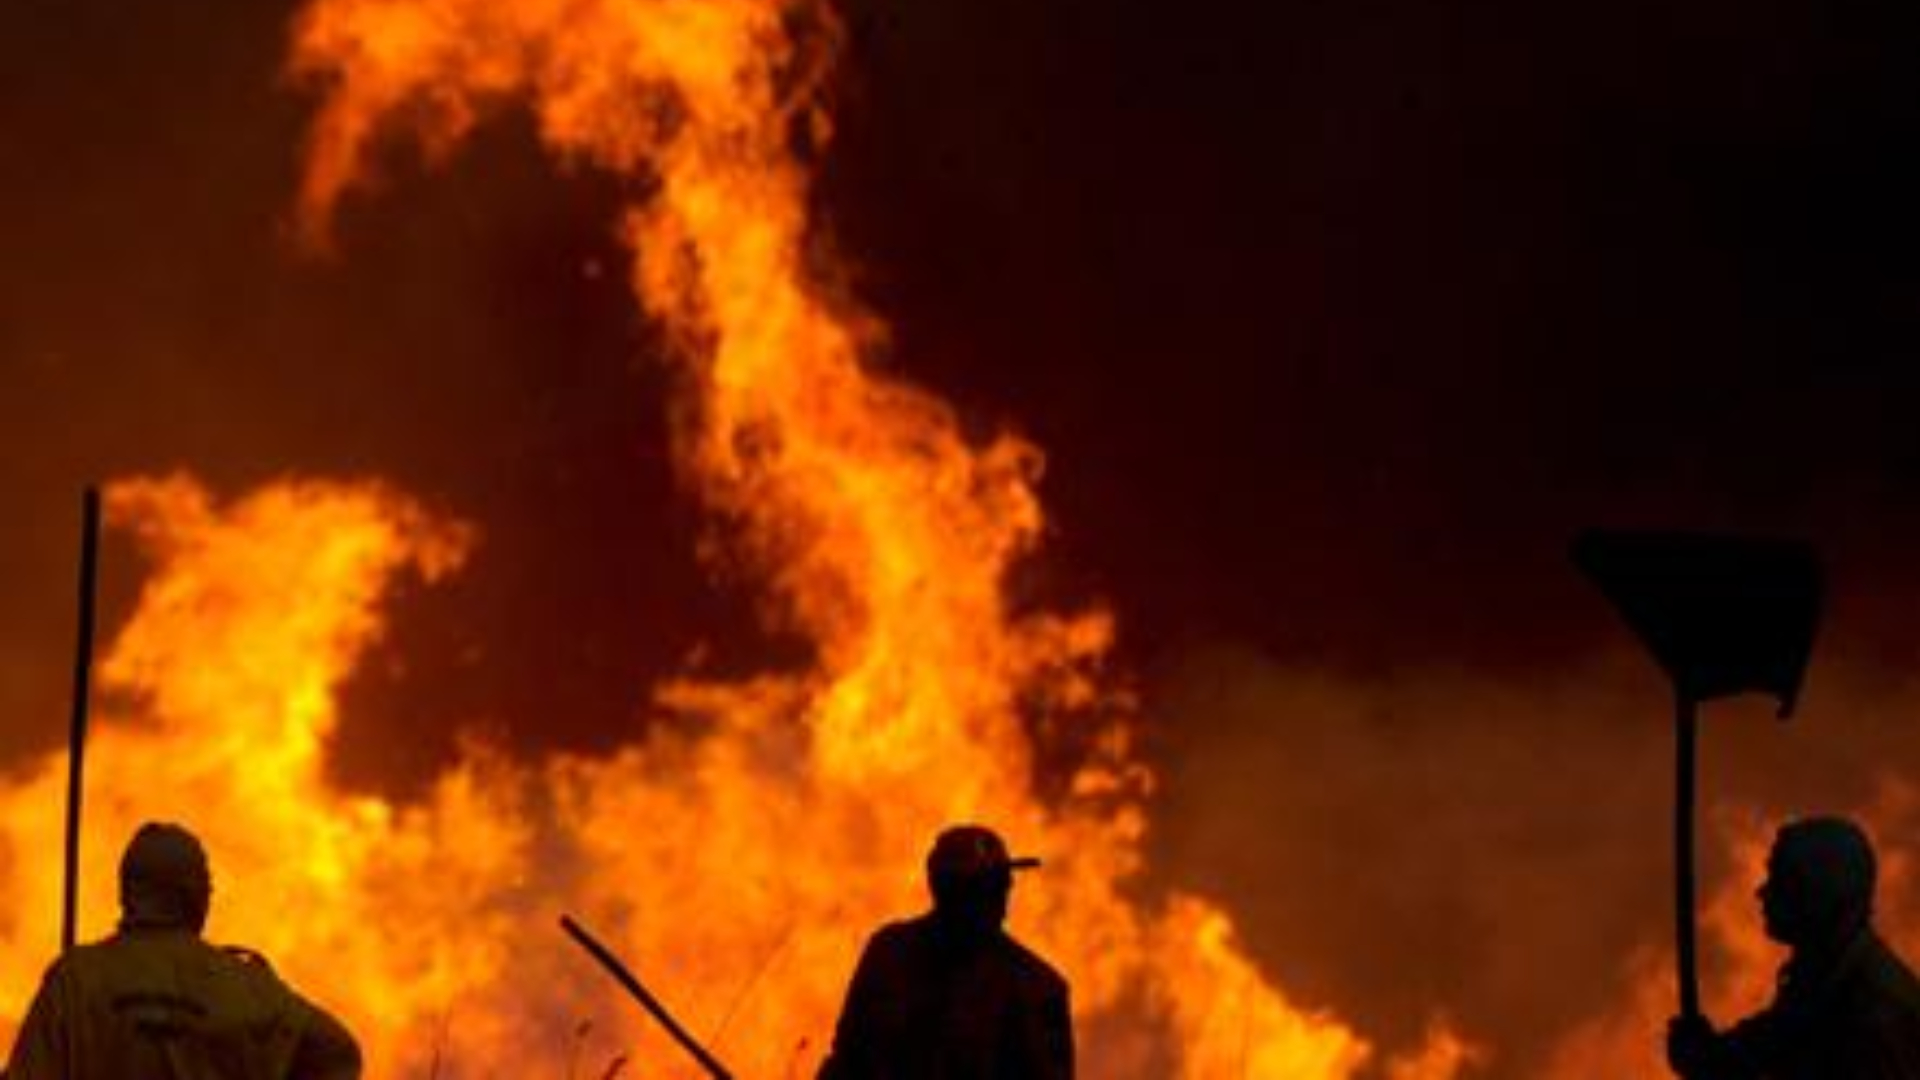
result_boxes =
[1540,815,1780,1078]
[1544,795,1920,1077]
[0,0,1479,1074]
[289,0,1417,1070]
[0,477,535,1066]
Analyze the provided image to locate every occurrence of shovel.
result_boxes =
[1572,529,1822,1020]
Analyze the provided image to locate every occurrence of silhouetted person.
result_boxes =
[5,822,362,1080]
[1668,816,1920,1079]
[818,824,1073,1079]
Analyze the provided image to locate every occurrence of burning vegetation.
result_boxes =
[2,0,1450,1074]
[2,0,1916,1076]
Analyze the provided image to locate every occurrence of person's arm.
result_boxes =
[1668,1010,1777,1080]
[288,999,361,1080]
[5,961,72,1080]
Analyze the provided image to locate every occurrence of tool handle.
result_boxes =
[560,915,736,1080]
[62,487,101,954]
[1676,693,1700,1020]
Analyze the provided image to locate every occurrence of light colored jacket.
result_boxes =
[5,928,359,1080]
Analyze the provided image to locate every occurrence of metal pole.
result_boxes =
[62,486,102,954]
[1675,691,1700,1020]
[560,915,736,1080]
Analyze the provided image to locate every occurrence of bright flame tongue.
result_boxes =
[0,0,1470,1075]
[0,478,529,1063]
[289,0,1389,1070]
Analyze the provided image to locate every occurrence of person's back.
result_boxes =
[5,822,361,1080]
[827,913,1069,1079]
[9,930,352,1080]
[819,825,1073,1080]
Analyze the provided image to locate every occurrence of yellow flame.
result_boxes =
[1540,806,1918,1077]
[0,0,1482,1074]
[0,477,537,1070]
[289,0,1410,1069]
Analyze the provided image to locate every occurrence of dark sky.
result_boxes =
[8,0,1920,743]
[7,0,1920,1071]
[822,0,1920,665]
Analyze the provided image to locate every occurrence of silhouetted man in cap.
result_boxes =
[6,821,362,1080]
[1668,816,1920,1079]
[819,824,1073,1079]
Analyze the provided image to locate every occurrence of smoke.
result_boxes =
[1145,641,1920,1077]
[7,0,1920,1072]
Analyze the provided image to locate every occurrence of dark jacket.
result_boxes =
[1691,930,1920,1079]
[818,914,1073,1080]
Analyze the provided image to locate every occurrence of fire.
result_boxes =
[1540,817,1780,1077]
[4,0,1900,1074]
[1544,795,1920,1076]
[0,477,526,1064]
[0,0,1477,1074]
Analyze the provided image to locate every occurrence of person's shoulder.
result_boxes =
[201,941,330,1031]
[207,941,301,995]
[216,944,278,972]
[1856,934,1920,1002]
[850,917,942,984]
[30,940,96,987]
[54,932,265,998]
[56,931,187,979]
[871,916,924,941]
[996,933,1069,998]
[865,917,933,955]
[1837,934,1920,1036]
[57,937,117,969]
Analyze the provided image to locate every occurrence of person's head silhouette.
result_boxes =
[118,821,212,933]
[924,825,1039,941]
[1759,815,1877,950]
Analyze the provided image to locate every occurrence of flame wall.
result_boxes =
[4,0,1920,1076]
[3,0,1453,1072]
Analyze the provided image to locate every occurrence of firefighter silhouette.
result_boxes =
[819,824,1073,1080]
[6,822,362,1080]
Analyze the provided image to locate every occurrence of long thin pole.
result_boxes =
[1675,691,1700,1020]
[560,915,736,1080]
[62,487,101,955]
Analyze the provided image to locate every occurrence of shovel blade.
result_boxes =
[1572,530,1822,716]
